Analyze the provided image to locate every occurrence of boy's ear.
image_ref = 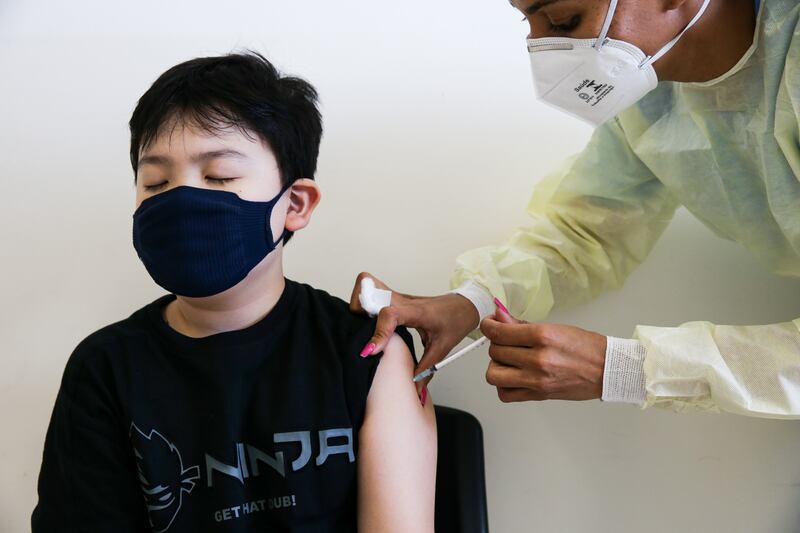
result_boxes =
[284,178,321,233]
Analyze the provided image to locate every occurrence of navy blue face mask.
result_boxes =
[132,184,291,297]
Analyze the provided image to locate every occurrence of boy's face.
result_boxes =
[135,119,290,245]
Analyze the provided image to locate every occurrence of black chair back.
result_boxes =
[434,405,490,533]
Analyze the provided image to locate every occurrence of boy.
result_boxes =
[32,52,436,532]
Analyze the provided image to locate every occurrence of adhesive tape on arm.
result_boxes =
[359,278,392,317]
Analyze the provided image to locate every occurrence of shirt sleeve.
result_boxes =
[634,319,800,418]
[450,117,679,322]
[31,340,149,532]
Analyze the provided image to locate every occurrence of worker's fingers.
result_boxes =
[480,317,543,347]
[349,272,395,314]
[412,336,458,389]
[496,387,545,403]
[487,343,539,368]
[419,330,431,349]
[492,299,524,325]
[414,371,433,400]
[485,360,530,389]
[358,292,479,405]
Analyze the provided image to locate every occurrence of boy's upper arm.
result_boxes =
[357,333,437,533]
[32,347,148,532]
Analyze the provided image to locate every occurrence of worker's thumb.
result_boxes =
[360,304,416,357]
[493,298,523,324]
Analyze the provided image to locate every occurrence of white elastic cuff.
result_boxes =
[449,280,495,327]
[602,336,647,405]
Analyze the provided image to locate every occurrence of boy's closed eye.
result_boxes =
[203,176,241,188]
[142,176,241,192]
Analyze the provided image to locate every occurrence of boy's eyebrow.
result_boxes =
[138,149,249,167]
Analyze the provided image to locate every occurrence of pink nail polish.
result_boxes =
[360,342,376,358]
[420,386,428,406]
[493,297,510,315]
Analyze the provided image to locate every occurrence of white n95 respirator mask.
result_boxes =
[527,0,711,126]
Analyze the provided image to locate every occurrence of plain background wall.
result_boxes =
[2,1,800,531]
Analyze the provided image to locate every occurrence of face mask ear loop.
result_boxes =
[268,181,296,247]
[594,0,619,50]
[639,0,711,68]
[278,181,294,201]
[263,180,294,206]
[273,227,291,248]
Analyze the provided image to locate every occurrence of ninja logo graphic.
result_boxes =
[130,423,200,532]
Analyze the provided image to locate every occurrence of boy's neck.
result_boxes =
[161,255,287,339]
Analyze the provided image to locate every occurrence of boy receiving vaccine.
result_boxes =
[32,52,436,532]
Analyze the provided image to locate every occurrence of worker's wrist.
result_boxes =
[601,336,647,405]
[449,280,495,328]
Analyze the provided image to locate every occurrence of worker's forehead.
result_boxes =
[511,0,599,12]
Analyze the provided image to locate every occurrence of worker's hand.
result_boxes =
[349,272,481,395]
[481,306,606,402]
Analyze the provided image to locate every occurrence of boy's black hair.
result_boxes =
[129,51,322,242]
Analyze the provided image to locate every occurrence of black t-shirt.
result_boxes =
[32,279,414,532]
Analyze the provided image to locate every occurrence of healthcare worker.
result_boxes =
[351,0,800,418]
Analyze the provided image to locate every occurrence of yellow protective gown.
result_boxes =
[452,0,800,418]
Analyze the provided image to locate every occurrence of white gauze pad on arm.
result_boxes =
[358,278,392,317]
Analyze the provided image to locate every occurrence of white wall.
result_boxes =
[2,1,800,532]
